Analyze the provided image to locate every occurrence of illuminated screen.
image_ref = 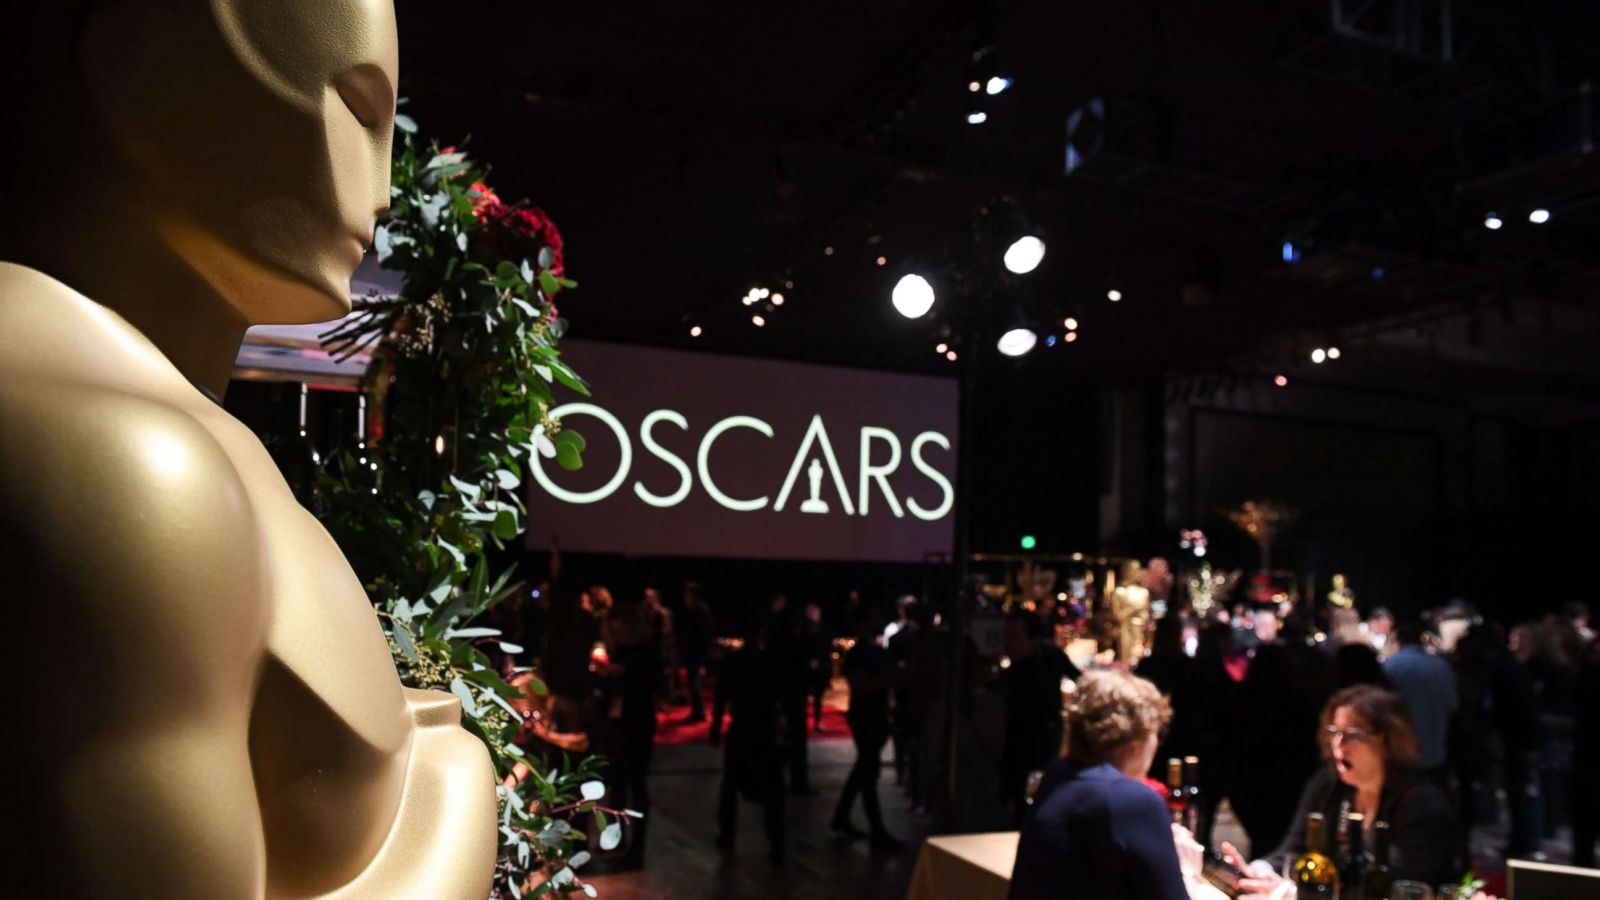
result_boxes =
[526,340,958,562]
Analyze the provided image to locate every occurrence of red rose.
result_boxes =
[468,182,502,217]
[475,200,565,278]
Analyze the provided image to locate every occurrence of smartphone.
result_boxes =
[1200,849,1245,899]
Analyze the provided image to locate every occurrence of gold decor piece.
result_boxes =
[1224,500,1296,571]
[1110,559,1153,663]
[0,1,494,896]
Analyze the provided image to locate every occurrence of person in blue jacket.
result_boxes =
[1010,669,1191,900]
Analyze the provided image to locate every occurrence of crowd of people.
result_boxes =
[494,547,1597,885]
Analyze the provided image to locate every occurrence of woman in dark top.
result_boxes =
[1010,669,1190,900]
[1222,685,1458,894]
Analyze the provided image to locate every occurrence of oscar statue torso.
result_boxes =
[0,276,494,896]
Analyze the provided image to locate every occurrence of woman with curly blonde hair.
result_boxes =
[1010,670,1191,900]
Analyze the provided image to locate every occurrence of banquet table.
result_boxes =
[906,832,1018,900]
[905,830,1232,900]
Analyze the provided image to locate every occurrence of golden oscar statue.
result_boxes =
[1328,573,1355,610]
[1110,560,1153,664]
[0,2,495,896]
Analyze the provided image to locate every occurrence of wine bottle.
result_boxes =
[1165,758,1188,825]
[1338,812,1372,900]
[1183,756,1202,834]
[1293,812,1336,898]
[1363,821,1393,899]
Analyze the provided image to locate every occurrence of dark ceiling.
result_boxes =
[395,0,1600,416]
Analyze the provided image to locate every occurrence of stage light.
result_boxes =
[1003,235,1046,274]
[1327,346,1341,360]
[1281,240,1300,263]
[756,287,770,299]
[1020,534,1037,550]
[1484,212,1503,230]
[1195,546,1207,557]
[1274,374,1288,387]
[1530,208,1551,224]
[986,76,1012,95]
[968,80,981,93]
[891,273,935,318]
[876,255,888,267]
[1045,335,1058,347]
[1107,289,1123,302]
[752,315,766,327]
[967,111,988,125]
[689,325,702,337]
[1311,348,1327,364]
[771,293,785,306]
[936,342,949,354]
[1064,331,1079,343]
[945,350,958,362]
[997,327,1038,357]
[1064,316,1079,331]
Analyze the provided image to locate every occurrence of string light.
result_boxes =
[1107,289,1123,302]
[1274,374,1289,387]
[751,315,766,327]
[945,350,958,362]
[1064,317,1079,331]
[1064,331,1079,343]
[935,342,949,354]
[689,325,702,337]
[1311,348,1327,364]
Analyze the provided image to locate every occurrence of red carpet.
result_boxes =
[653,677,853,746]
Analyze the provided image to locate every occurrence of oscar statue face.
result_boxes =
[78,0,398,323]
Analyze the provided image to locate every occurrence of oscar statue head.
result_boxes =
[0,0,398,325]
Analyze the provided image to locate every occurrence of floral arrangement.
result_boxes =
[278,114,628,899]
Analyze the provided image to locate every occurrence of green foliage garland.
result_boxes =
[279,118,629,899]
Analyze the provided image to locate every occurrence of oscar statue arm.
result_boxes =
[1,380,270,898]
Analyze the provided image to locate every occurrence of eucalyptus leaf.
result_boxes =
[391,625,419,662]
[449,678,479,716]
[556,441,582,471]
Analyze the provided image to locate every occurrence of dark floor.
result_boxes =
[586,738,930,900]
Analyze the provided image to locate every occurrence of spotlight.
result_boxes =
[1107,289,1123,302]
[771,293,785,306]
[1274,374,1288,387]
[936,342,949,354]
[752,315,766,327]
[1064,316,1079,331]
[985,76,1012,95]
[1003,235,1046,274]
[1311,348,1327,364]
[997,327,1038,357]
[689,325,703,337]
[876,255,888,267]
[945,350,958,362]
[891,273,935,319]
[1529,208,1551,224]
[1064,331,1079,343]
[967,111,988,125]
[1327,346,1341,360]
[1484,212,1503,230]
[968,81,981,93]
